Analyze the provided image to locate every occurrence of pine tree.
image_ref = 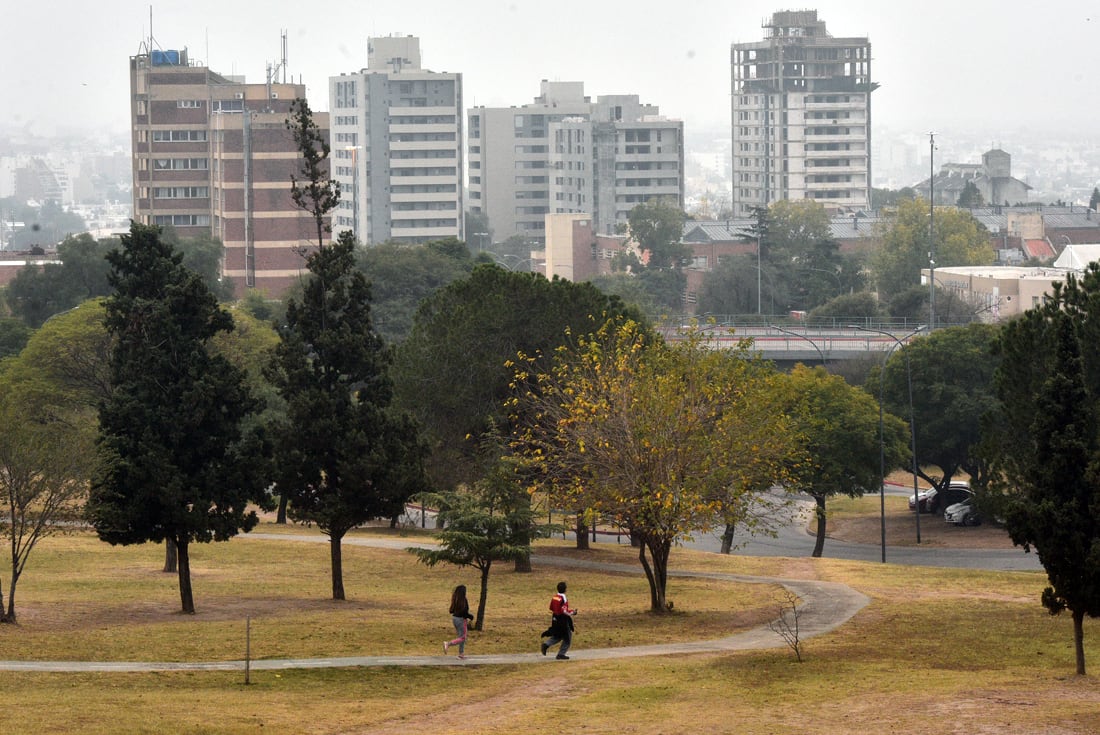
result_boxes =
[88,223,267,614]
[268,231,425,600]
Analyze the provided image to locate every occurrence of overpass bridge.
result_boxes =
[663,322,929,364]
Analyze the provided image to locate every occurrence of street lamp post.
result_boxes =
[851,325,926,560]
[929,132,936,331]
[771,324,827,368]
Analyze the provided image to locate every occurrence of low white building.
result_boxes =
[923,265,1074,321]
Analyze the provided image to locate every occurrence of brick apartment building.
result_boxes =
[130,44,328,297]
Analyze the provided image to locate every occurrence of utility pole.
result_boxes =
[929,132,936,331]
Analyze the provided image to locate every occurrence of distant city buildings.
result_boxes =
[328,35,464,245]
[730,10,874,216]
[912,148,1030,207]
[469,81,684,246]
[129,44,324,296]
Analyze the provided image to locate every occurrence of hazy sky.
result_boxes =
[4,0,1098,141]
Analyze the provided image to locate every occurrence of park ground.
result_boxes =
[2,494,1097,734]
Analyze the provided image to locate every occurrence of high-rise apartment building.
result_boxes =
[730,10,873,217]
[328,35,463,245]
[469,82,684,245]
[130,44,325,296]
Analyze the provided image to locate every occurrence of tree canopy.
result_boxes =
[780,364,909,557]
[882,324,1000,492]
[872,198,993,295]
[625,197,688,270]
[87,223,268,614]
[510,320,796,612]
[356,239,474,344]
[392,264,642,492]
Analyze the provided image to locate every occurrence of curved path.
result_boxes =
[0,534,869,673]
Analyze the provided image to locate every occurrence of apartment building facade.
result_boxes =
[328,35,463,246]
[730,10,873,217]
[130,45,325,296]
[469,82,684,246]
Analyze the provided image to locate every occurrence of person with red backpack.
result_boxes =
[540,581,577,659]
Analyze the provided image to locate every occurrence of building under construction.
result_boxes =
[731,10,874,216]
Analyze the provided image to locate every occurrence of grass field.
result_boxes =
[1,516,1098,734]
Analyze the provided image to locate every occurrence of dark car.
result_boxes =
[910,480,971,514]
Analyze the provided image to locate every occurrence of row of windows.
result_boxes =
[392,167,457,177]
[393,201,457,211]
[153,130,208,142]
[153,214,210,226]
[152,158,208,170]
[516,206,549,215]
[334,115,359,126]
[177,100,204,109]
[807,174,852,183]
[618,178,679,187]
[391,218,459,229]
[334,132,359,144]
[392,150,456,159]
[806,111,852,120]
[212,100,244,113]
[153,186,209,199]
[391,184,458,194]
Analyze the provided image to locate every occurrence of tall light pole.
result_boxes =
[851,324,926,560]
[928,132,936,331]
[772,324,827,368]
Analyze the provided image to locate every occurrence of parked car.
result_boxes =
[910,480,971,514]
[908,487,935,512]
[944,494,981,526]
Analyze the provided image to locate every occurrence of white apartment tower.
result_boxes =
[469,82,684,245]
[329,35,463,245]
[730,10,873,216]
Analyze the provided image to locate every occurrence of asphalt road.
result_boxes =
[679,487,1043,572]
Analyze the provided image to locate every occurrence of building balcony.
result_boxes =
[389,123,457,135]
[388,106,459,117]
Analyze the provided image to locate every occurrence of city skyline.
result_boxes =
[4,0,1099,144]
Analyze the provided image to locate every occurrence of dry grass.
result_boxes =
[2,522,1099,734]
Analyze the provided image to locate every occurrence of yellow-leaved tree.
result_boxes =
[509,318,799,613]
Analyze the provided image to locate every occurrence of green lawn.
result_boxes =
[1,523,1097,734]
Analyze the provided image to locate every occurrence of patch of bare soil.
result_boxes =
[828,510,1017,549]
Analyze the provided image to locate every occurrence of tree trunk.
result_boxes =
[177,539,195,614]
[720,523,735,554]
[811,495,827,558]
[575,517,589,550]
[276,493,288,524]
[330,534,345,601]
[638,538,671,613]
[4,566,20,623]
[513,547,532,573]
[474,563,491,631]
[164,539,178,573]
[1074,608,1087,675]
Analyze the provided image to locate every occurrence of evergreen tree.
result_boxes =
[87,223,268,614]
[267,231,425,600]
[991,270,1100,675]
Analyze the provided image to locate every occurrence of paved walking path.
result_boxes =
[0,534,869,673]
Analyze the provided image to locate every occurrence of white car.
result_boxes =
[944,495,980,526]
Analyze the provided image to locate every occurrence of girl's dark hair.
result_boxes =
[450,584,468,615]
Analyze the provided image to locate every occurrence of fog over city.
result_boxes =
[4,0,1098,139]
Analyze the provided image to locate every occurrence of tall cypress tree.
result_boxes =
[267,231,425,601]
[88,223,267,614]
